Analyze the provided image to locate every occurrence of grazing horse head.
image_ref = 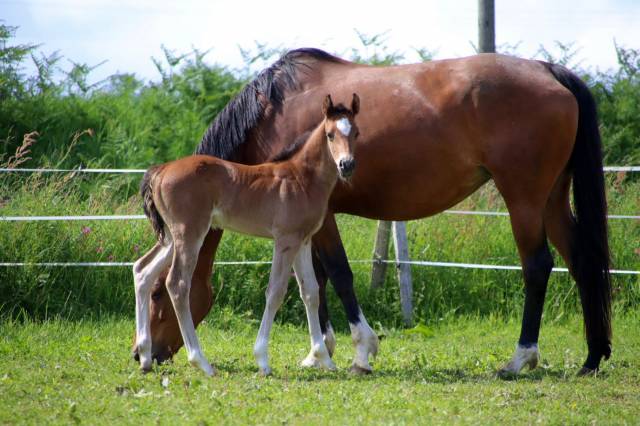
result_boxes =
[132,229,219,364]
[322,93,360,180]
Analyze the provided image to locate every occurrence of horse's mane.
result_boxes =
[195,48,343,160]
[268,131,312,163]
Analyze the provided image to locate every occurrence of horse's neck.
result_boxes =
[290,125,337,188]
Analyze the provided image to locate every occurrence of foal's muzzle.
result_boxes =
[338,157,356,179]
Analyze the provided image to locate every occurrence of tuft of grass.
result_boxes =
[0,314,638,424]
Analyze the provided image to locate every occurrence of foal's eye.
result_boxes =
[327,132,335,141]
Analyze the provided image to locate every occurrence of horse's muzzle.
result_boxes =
[338,157,356,179]
[132,348,173,364]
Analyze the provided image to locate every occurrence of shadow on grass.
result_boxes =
[219,365,579,384]
[135,357,609,385]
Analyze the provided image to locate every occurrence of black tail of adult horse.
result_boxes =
[544,62,612,371]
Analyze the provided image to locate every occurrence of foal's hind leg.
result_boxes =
[311,249,336,357]
[133,242,173,371]
[165,230,214,376]
[254,236,300,376]
[294,242,336,371]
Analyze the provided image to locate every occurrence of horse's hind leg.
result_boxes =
[311,249,336,357]
[165,229,214,376]
[312,213,378,373]
[543,172,608,376]
[133,242,173,371]
[253,236,300,376]
[294,242,336,371]
[494,183,555,376]
[542,172,573,270]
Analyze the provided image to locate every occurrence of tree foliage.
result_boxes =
[1,24,639,169]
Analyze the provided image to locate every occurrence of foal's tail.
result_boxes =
[543,62,612,368]
[140,165,166,243]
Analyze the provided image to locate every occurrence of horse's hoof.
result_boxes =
[301,356,336,371]
[349,364,373,375]
[300,356,320,369]
[496,368,518,380]
[259,367,272,377]
[576,366,597,377]
[323,324,337,358]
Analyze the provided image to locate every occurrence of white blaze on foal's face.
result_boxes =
[336,117,352,137]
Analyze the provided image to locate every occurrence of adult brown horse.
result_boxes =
[134,48,611,376]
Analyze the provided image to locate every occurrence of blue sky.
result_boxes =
[3,0,640,83]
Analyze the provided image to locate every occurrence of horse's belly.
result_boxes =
[330,158,490,221]
[211,208,273,239]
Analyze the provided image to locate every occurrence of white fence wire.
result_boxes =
[1,166,638,274]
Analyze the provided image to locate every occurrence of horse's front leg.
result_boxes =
[133,242,173,371]
[165,233,215,376]
[312,213,379,374]
[254,237,300,376]
[293,241,336,371]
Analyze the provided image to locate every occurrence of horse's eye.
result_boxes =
[355,131,360,138]
[327,132,335,141]
[151,291,162,301]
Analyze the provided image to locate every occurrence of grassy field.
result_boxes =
[1,312,639,425]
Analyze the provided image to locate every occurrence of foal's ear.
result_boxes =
[351,93,360,115]
[322,94,334,116]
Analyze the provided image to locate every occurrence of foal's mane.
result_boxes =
[195,48,343,160]
[268,131,312,163]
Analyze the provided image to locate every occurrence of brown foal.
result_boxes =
[133,94,361,376]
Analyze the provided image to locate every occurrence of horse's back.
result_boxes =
[319,55,579,219]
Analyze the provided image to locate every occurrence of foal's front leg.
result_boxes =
[254,237,300,376]
[293,242,336,371]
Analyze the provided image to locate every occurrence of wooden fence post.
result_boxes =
[370,220,391,290]
[392,221,413,326]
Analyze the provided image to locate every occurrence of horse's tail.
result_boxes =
[140,165,166,243]
[543,62,612,368]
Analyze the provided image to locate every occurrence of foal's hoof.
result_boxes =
[349,364,373,375]
[576,367,597,377]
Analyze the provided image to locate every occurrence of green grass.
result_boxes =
[1,313,639,425]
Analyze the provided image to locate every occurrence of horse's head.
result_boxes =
[322,93,360,180]
[132,230,218,365]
